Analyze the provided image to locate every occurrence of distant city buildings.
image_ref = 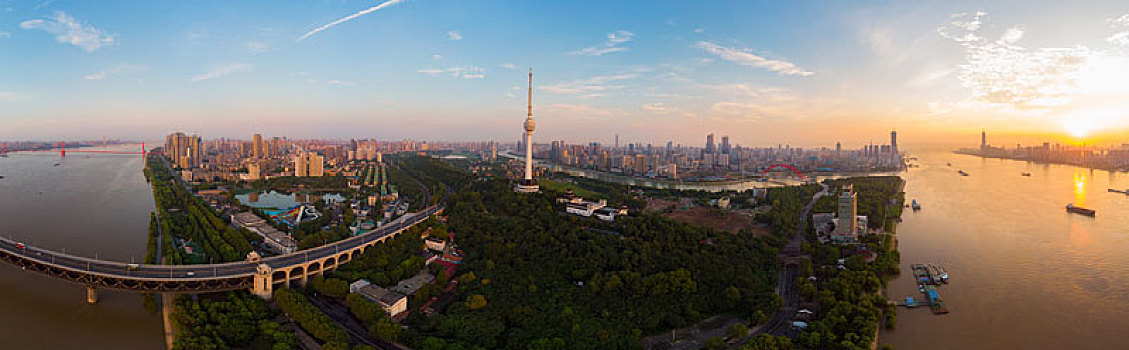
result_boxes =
[532,130,904,181]
[165,132,202,169]
[959,130,1129,170]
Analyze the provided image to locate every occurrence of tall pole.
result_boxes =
[524,69,534,181]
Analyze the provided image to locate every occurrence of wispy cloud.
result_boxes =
[327,80,354,86]
[432,54,442,60]
[500,63,517,70]
[84,65,145,80]
[571,30,634,56]
[0,92,28,101]
[642,102,672,113]
[695,41,813,76]
[247,41,271,53]
[0,31,10,39]
[939,11,1091,110]
[297,0,404,42]
[540,74,637,94]
[20,11,114,52]
[447,30,462,41]
[190,63,253,82]
[417,66,485,79]
[544,103,624,118]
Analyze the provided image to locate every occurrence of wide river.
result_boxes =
[881,148,1129,349]
[0,145,163,349]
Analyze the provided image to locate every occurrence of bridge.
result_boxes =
[760,163,808,181]
[0,205,443,303]
[3,142,151,157]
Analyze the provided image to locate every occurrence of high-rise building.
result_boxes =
[247,161,261,180]
[293,151,324,177]
[981,130,987,150]
[516,69,540,193]
[705,133,715,154]
[721,136,730,154]
[253,134,263,158]
[165,132,201,169]
[834,184,858,243]
[615,134,619,149]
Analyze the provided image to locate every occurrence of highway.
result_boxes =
[0,205,442,286]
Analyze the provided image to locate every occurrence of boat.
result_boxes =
[911,199,922,211]
[1066,203,1096,216]
[1021,172,1031,177]
[1108,188,1129,194]
[929,264,948,284]
[946,162,952,167]
[958,170,969,176]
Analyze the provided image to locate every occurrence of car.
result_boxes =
[127,263,140,271]
[186,271,195,277]
[15,243,26,249]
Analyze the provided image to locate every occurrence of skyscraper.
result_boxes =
[293,151,324,177]
[165,132,201,169]
[516,69,540,193]
[981,130,987,151]
[834,184,858,243]
[721,136,730,154]
[615,134,619,149]
[253,134,263,158]
[705,133,715,154]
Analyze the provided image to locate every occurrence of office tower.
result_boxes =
[835,184,858,242]
[981,130,987,150]
[721,136,730,154]
[615,134,619,149]
[253,134,263,158]
[836,142,842,158]
[705,133,715,154]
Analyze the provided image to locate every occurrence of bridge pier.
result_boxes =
[85,285,98,304]
[252,263,273,300]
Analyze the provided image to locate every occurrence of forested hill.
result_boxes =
[407,178,783,348]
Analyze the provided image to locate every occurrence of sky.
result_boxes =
[3,0,1129,148]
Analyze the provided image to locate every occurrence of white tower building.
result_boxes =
[516,69,540,193]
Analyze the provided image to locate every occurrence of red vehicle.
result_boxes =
[15,243,26,249]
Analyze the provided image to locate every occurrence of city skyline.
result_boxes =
[3,1,1129,147]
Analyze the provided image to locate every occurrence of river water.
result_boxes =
[881,148,1129,349]
[0,145,163,349]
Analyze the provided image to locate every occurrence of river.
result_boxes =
[880,148,1129,349]
[0,145,163,349]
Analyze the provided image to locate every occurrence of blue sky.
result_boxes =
[3,1,1129,147]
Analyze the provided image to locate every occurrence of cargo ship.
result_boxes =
[924,285,949,314]
[958,170,969,176]
[1108,188,1128,194]
[1021,172,1031,177]
[1066,203,1096,216]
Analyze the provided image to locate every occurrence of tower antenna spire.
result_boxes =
[527,68,533,117]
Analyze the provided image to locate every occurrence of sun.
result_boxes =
[1062,118,1097,139]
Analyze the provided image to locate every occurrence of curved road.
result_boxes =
[744,181,830,340]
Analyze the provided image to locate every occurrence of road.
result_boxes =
[0,205,443,286]
[742,181,830,341]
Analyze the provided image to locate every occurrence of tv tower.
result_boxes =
[516,68,540,193]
